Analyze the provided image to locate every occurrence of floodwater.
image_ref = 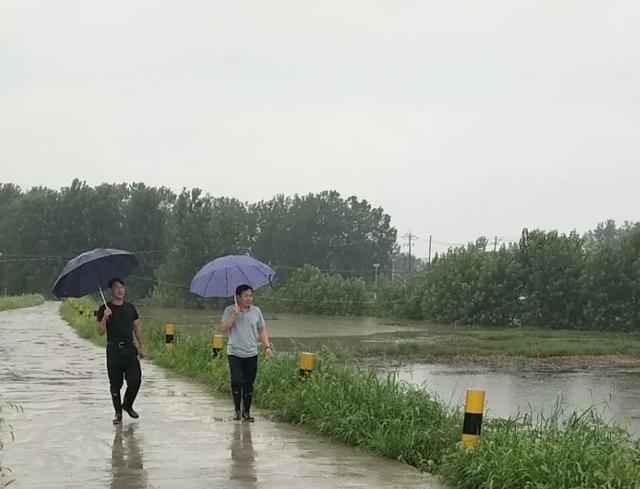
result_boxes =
[0,303,439,489]
[387,362,640,435]
[140,306,640,436]
[141,306,421,338]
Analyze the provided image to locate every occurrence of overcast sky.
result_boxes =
[1,1,638,257]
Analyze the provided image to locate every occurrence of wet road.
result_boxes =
[0,303,439,488]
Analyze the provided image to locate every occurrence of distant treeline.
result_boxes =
[1,181,637,330]
[0,180,396,302]
[262,221,640,331]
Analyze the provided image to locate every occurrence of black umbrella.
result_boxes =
[52,248,139,306]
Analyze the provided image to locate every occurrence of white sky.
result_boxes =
[1,0,638,257]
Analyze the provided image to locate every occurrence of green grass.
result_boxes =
[0,294,44,312]
[61,299,640,488]
[441,410,640,489]
[0,394,20,488]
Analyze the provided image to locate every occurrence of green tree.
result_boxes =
[582,224,640,330]
[516,230,585,328]
[151,189,253,306]
[252,191,396,279]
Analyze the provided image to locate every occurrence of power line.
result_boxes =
[0,249,165,264]
[0,252,388,275]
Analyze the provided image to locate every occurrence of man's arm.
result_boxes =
[97,306,111,336]
[258,327,273,360]
[219,306,240,332]
[133,320,146,359]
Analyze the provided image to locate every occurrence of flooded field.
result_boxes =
[140,306,422,338]
[140,306,640,436]
[386,362,640,435]
[139,307,640,360]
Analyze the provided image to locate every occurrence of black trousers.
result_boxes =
[107,344,142,414]
[228,355,258,413]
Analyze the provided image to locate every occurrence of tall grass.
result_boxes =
[441,410,640,488]
[60,299,640,488]
[0,294,44,311]
[0,395,19,488]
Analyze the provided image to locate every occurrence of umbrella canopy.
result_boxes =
[52,248,139,300]
[189,255,274,298]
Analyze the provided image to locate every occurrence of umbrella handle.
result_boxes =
[97,286,108,307]
[91,261,108,308]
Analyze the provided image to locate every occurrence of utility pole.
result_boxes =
[373,263,380,300]
[493,236,498,253]
[391,258,395,282]
[401,232,417,276]
[428,235,432,264]
[408,233,412,274]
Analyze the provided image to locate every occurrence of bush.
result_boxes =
[260,265,372,316]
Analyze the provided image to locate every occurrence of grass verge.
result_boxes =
[61,299,640,488]
[0,294,44,312]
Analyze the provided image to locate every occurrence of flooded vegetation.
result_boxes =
[140,305,640,360]
[140,305,640,434]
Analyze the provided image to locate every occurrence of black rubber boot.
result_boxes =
[111,390,123,423]
[242,392,255,422]
[232,390,242,420]
[122,398,139,419]
[123,406,139,419]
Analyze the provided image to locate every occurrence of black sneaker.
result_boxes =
[113,413,123,425]
[123,405,139,419]
[242,411,255,423]
[233,410,242,421]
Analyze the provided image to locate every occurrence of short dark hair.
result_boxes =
[108,278,125,288]
[235,284,253,297]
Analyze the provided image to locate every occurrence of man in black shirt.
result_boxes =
[97,278,147,425]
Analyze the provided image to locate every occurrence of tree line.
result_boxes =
[1,180,637,330]
[260,221,640,331]
[0,180,396,303]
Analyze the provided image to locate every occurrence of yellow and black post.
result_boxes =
[461,389,485,448]
[299,352,316,379]
[211,334,224,359]
[165,323,175,352]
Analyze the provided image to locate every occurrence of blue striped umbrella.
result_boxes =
[189,255,275,298]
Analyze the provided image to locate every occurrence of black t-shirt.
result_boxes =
[97,301,139,343]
